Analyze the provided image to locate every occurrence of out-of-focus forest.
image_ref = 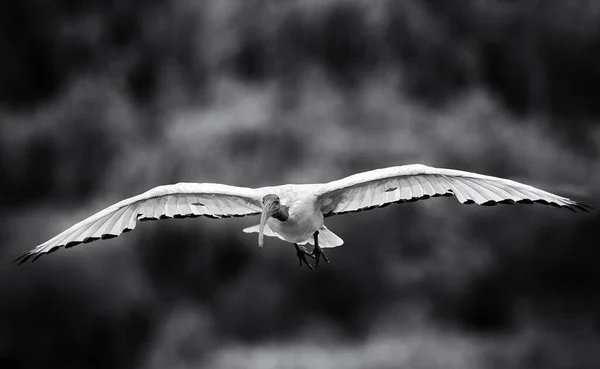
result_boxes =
[1,0,599,368]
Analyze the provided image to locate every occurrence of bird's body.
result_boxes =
[15,164,592,266]
[264,186,323,244]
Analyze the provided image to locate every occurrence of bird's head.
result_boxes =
[258,194,287,248]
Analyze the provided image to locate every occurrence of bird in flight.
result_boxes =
[14,164,592,269]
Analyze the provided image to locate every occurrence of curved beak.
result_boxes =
[258,199,278,248]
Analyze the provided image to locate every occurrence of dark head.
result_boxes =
[258,194,288,248]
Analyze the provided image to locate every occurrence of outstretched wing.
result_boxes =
[15,183,263,264]
[315,164,592,216]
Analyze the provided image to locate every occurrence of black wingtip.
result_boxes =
[12,251,33,265]
[576,202,594,212]
[565,201,594,213]
[31,252,46,263]
[12,249,50,265]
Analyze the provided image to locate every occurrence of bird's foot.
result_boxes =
[311,244,330,268]
[294,244,315,271]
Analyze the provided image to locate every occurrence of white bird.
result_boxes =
[15,164,592,268]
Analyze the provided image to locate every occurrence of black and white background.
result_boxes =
[1,1,599,368]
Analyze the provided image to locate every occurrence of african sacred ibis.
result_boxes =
[15,164,592,269]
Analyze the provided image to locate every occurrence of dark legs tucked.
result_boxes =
[310,230,330,267]
[294,243,315,271]
[293,231,330,270]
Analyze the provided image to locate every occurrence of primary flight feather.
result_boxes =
[15,164,592,268]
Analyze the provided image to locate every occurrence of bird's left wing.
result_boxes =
[314,164,592,217]
[15,183,263,264]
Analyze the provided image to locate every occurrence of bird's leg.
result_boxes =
[310,231,330,267]
[294,243,315,271]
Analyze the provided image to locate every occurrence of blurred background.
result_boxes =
[1,0,600,368]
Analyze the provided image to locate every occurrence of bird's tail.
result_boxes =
[242,225,344,248]
[300,226,344,248]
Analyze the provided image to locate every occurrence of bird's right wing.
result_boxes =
[314,164,592,216]
[15,183,263,264]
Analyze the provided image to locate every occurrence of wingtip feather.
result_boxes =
[32,252,46,263]
[575,202,594,212]
[12,251,34,265]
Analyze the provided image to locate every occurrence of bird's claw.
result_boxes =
[295,244,315,271]
[311,245,330,268]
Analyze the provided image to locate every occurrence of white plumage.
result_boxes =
[15,164,591,264]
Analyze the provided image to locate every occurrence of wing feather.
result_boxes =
[178,195,192,216]
[480,179,513,199]
[105,206,131,236]
[399,177,412,199]
[462,178,491,203]
[15,183,263,264]
[141,198,159,220]
[87,213,113,240]
[110,204,136,234]
[163,196,175,218]
[428,176,447,194]
[61,223,90,247]
[316,164,592,216]
[418,176,435,196]
[409,176,424,198]
[368,184,377,207]
[384,186,398,203]
[94,209,124,238]
[156,196,169,218]
[373,183,386,207]
[462,178,503,202]
[357,186,369,209]
[449,176,484,204]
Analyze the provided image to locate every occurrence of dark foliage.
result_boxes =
[1,1,599,368]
